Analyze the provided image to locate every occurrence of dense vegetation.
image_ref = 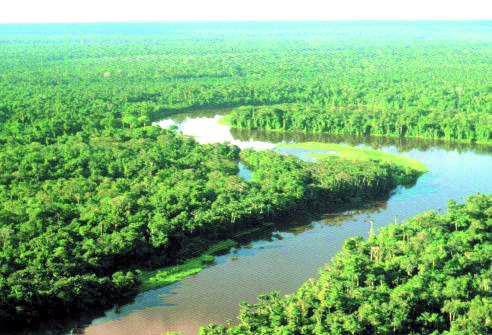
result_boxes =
[0,21,489,329]
[201,194,492,335]
[227,103,491,144]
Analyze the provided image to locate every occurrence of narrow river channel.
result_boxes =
[26,109,492,335]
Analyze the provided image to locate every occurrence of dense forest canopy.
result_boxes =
[201,194,492,335]
[0,21,490,330]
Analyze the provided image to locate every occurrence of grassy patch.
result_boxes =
[278,142,427,173]
[139,239,237,292]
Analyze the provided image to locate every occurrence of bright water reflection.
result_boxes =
[156,114,274,150]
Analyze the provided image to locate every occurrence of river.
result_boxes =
[25,109,492,335]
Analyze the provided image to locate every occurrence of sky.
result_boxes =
[0,0,491,23]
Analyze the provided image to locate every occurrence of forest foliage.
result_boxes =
[201,194,492,335]
[227,104,491,144]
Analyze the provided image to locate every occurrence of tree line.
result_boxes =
[1,23,491,147]
[227,104,491,144]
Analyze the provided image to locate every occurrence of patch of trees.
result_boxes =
[227,104,492,144]
[0,128,244,326]
[201,194,492,335]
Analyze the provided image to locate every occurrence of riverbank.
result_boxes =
[201,194,492,335]
[137,221,279,292]
[132,115,428,296]
[137,144,424,294]
[224,104,492,146]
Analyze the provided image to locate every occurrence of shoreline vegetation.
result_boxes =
[201,194,492,335]
[138,239,237,292]
[138,221,276,292]
[229,126,492,156]
[81,117,430,302]
[129,109,430,298]
[224,105,492,146]
[0,125,423,330]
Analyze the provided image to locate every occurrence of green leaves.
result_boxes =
[228,104,491,145]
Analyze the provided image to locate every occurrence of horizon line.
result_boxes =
[1,18,491,25]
